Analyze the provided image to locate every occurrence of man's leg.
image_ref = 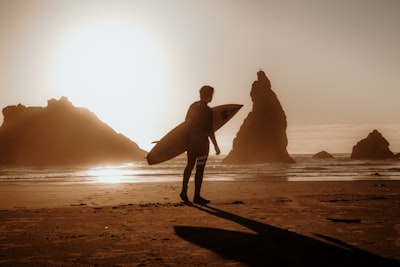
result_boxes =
[193,155,210,204]
[180,152,196,202]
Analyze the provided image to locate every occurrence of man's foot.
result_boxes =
[180,192,191,204]
[193,196,210,205]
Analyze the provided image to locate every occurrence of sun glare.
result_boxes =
[84,164,135,184]
[49,18,169,147]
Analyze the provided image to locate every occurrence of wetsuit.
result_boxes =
[185,100,213,163]
[181,100,213,201]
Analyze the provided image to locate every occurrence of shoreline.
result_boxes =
[1,179,399,209]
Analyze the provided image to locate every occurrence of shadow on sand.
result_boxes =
[174,205,398,267]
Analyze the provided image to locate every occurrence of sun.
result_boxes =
[48,18,169,149]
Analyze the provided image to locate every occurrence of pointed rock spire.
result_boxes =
[223,70,294,164]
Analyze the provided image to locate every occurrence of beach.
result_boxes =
[1,179,399,266]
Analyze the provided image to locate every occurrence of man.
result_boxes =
[180,85,220,205]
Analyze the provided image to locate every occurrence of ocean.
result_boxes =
[1,154,399,184]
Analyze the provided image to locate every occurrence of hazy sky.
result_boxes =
[1,0,399,154]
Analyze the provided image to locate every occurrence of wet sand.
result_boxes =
[0,180,399,266]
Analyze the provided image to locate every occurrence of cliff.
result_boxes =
[0,97,147,166]
[351,129,395,160]
[223,71,295,164]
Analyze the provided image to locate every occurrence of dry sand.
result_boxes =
[0,179,399,266]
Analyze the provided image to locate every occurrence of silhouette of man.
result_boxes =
[180,85,220,205]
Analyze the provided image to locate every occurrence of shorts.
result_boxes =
[187,134,209,165]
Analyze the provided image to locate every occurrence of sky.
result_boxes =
[0,0,399,154]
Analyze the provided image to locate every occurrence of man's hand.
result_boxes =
[215,145,221,155]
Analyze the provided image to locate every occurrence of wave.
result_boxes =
[0,154,399,183]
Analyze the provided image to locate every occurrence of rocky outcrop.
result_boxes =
[0,97,147,166]
[351,129,394,160]
[223,70,294,164]
[312,151,333,159]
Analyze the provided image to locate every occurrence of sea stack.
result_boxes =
[0,97,147,166]
[313,151,333,159]
[223,70,295,164]
[351,129,395,160]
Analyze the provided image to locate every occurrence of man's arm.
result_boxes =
[207,105,220,155]
[210,131,220,155]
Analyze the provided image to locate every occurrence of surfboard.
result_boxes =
[146,104,243,165]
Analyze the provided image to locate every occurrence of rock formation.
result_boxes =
[351,129,394,160]
[223,70,294,164]
[312,151,333,159]
[0,97,147,166]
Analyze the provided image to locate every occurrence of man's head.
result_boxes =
[199,85,214,102]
